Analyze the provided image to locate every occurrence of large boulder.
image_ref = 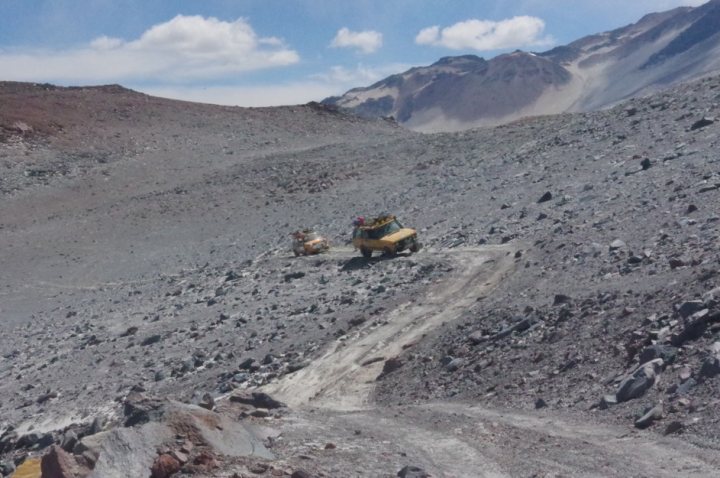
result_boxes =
[87,423,171,478]
[616,359,663,403]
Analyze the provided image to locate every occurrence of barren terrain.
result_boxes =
[1,75,720,476]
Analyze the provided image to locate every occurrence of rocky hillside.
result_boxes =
[1,73,720,476]
[324,0,720,132]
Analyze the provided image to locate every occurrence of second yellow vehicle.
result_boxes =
[352,214,421,258]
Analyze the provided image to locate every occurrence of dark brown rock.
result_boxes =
[151,453,181,478]
[41,445,91,478]
[229,392,286,409]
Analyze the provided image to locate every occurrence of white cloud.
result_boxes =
[140,83,340,107]
[331,27,383,54]
[90,36,123,50]
[0,15,299,83]
[312,63,407,84]
[416,16,555,51]
[141,62,412,107]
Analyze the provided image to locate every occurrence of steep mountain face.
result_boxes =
[324,0,720,132]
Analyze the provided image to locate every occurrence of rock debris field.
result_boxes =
[1,77,720,476]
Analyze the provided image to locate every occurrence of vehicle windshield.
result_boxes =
[369,220,402,239]
[304,232,320,241]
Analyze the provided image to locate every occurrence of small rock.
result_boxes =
[663,421,684,436]
[141,334,162,346]
[250,408,269,418]
[284,272,306,282]
[380,357,404,377]
[468,331,486,345]
[599,394,618,409]
[60,430,78,453]
[193,451,218,468]
[199,393,215,411]
[37,390,58,404]
[534,398,547,409]
[238,358,256,370]
[669,258,686,269]
[291,471,313,478]
[699,356,720,379]
[170,450,188,465]
[398,465,430,478]
[676,377,697,395]
[16,432,54,450]
[123,392,165,427]
[627,255,643,265]
[634,403,663,429]
[638,344,677,365]
[609,239,627,251]
[445,358,465,372]
[249,462,270,473]
[677,301,705,319]
[229,392,285,409]
[537,191,552,203]
[120,326,139,337]
[0,461,15,476]
[690,117,715,131]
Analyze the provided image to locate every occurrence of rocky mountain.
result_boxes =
[324,0,720,132]
[1,74,720,476]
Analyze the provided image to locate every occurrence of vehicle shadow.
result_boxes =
[340,253,411,272]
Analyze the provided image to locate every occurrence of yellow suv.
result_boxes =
[352,215,421,258]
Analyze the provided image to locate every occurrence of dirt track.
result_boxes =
[278,402,720,477]
[264,247,720,477]
[264,246,517,409]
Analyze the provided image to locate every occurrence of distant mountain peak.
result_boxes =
[324,1,720,132]
[432,55,485,66]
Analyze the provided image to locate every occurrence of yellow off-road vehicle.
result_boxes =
[292,229,330,256]
[352,215,421,258]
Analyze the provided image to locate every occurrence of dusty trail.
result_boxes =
[280,403,720,477]
[264,246,516,409]
[264,247,720,477]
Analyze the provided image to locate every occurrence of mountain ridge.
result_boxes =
[324,0,720,132]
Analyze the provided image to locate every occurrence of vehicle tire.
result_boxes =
[409,242,419,253]
[361,247,372,258]
[383,246,396,257]
[294,250,300,257]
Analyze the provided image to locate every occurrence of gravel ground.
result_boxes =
[1,76,720,475]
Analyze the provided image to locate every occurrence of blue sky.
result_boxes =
[0,0,709,106]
